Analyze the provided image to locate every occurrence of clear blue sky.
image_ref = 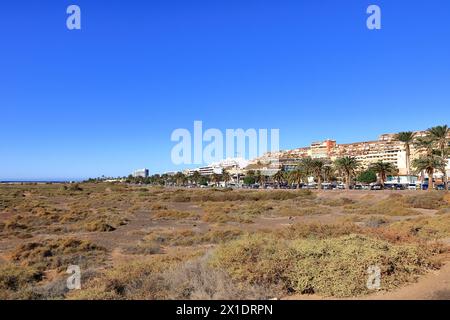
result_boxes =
[1,0,449,180]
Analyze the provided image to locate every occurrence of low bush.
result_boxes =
[0,264,43,299]
[210,233,440,297]
[123,241,162,255]
[387,215,450,240]
[280,222,361,240]
[67,252,269,300]
[10,238,107,272]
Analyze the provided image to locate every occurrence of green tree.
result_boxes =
[369,161,398,186]
[357,170,377,184]
[243,176,256,185]
[199,176,209,186]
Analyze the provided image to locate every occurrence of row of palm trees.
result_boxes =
[268,156,396,190]
[395,125,449,191]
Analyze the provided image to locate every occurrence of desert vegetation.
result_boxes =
[0,184,449,299]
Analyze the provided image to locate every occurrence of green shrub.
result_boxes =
[210,233,439,297]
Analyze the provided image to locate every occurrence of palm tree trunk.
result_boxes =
[317,175,322,191]
[406,144,410,175]
[444,173,448,192]
[428,169,434,192]
[442,146,448,192]
[346,173,350,190]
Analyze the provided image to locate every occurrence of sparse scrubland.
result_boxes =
[0,184,449,299]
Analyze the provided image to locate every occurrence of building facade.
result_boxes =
[132,168,149,178]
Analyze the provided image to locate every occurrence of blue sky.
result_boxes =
[1,0,449,180]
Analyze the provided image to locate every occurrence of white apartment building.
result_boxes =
[132,168,149,178]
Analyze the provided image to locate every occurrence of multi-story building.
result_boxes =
[132,168,149,178]
[187,158,249,177]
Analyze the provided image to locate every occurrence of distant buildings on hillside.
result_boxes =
[251,130,449,177]
[178,129,449,183]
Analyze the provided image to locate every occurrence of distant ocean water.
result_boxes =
[0,179,83,183]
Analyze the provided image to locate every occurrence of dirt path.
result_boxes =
[361,260,450,300]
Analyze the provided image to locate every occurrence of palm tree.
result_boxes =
[211,173,221,187]
[174,172,186,186]
[273,170,285,186]
[427,125,449,190]
[298,157,314,176]
[394,131,415,175]
[221,169,231,187]
[255,170,266,186]
[310,159,325,190]
[369,161,398,186]
[414,136,436,184]
[191,171,201,186]
[414,136,435,156]
[321,164,335,183]
[412,155,446,192]
[334,156,359,190]
[288,169,305,187]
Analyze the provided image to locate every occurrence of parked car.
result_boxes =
[408,183,417,190]
[393,184,405,190]
[436,184,446,191]
[337,184,346,190]
[371,184,383,190]
[354,185,363,190]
